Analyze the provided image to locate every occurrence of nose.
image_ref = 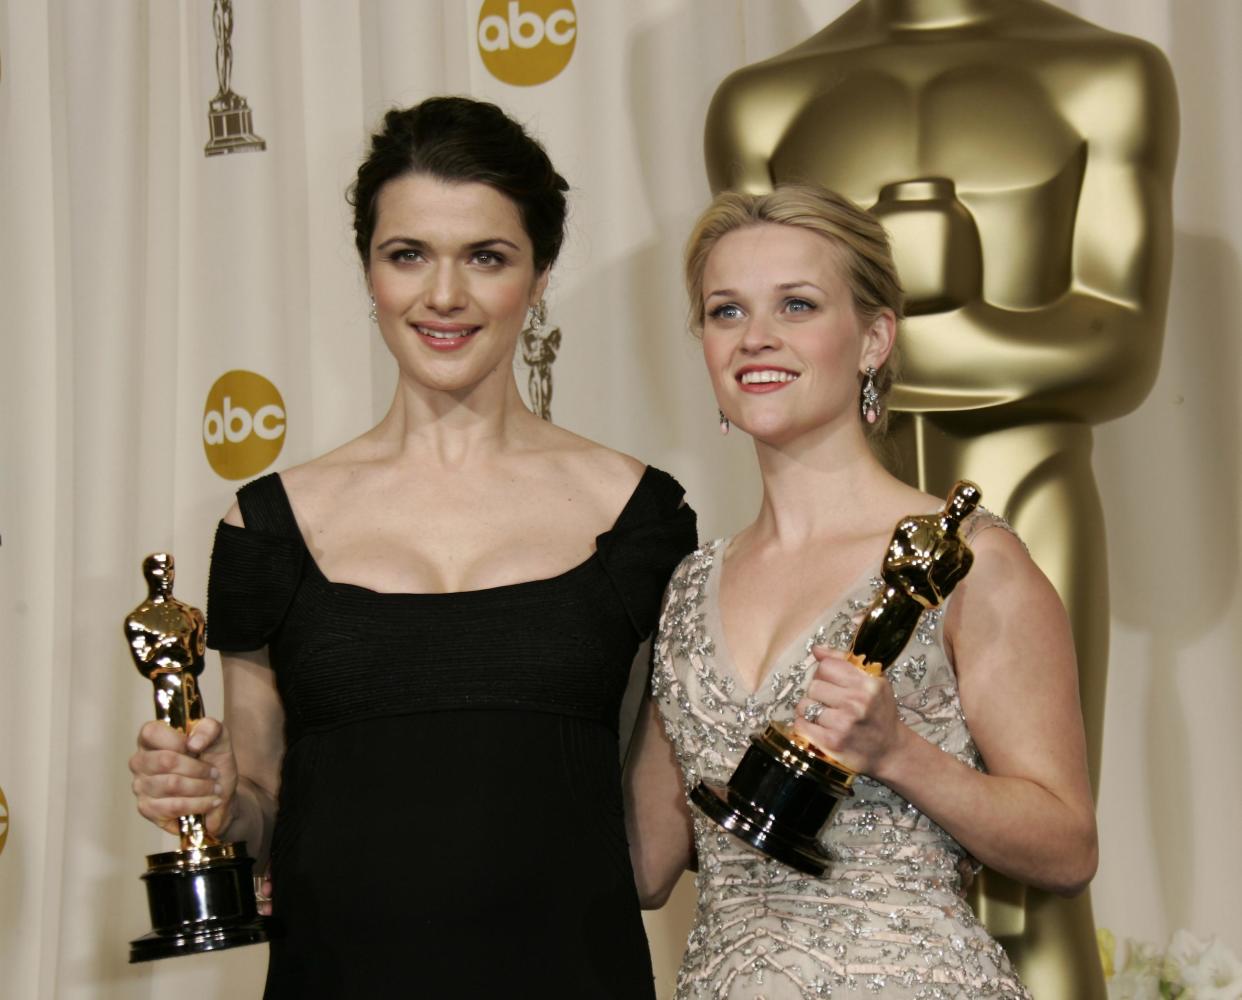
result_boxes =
[426,262,468,314]
[738,314,780,354]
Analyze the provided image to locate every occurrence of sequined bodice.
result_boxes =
[652,520,1032,999]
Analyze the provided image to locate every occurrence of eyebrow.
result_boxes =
[375,236,524,253]
[705,280,825,301]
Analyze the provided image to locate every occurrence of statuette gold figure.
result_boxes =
[123,553,266,961]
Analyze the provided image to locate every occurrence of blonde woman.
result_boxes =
[625,185,1096,998]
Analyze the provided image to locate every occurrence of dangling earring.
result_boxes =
[718,409,730,435]
[368,296,378,323]
[860,366,881,424]
[529,300,547,331]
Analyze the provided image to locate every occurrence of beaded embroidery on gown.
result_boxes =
[652,511,1032,999]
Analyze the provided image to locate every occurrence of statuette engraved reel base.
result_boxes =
[124,552,268,962]
[690,481,981,875]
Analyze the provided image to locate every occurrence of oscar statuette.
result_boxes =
[203,0,265,156]
[690,481,981,875]
[124,553,267,962]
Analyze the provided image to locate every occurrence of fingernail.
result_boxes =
[210,768,220,779]
[213,783,222,796]
[211,797,222,807]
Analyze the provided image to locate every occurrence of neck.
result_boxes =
[748,424,893,547]
[867,0,999,30]
[374,367,538,466]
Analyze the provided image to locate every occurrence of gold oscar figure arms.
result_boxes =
[848,481,979,676]
[702,3,1176,993]
[124,553,215,853]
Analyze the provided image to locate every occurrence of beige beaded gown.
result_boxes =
[652,513,1032,999]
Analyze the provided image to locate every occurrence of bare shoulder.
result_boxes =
[962,523,1038,583]
[222,436,376,530]
[538,423,648,508]
[947,525,1068,642]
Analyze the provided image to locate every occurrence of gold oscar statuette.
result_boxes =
[691,481,980,874]
[124,552,266,962]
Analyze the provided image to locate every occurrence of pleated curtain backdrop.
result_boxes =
[1,1,1239,997]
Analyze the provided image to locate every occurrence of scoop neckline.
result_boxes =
[240,465,659,600]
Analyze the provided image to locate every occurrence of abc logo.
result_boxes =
[477,0,577,87]
[0,784,8,856]
[202,370,286,480]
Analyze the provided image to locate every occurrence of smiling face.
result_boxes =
[701,222,893,446]
[367,174,548,395]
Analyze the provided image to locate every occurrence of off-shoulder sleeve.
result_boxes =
[204,476,306,652]
[594,466,698,638]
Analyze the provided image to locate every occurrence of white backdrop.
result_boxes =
[1,1,1239,997]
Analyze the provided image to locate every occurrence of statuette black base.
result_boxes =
[689,722,855,876]
[129,842,267,962]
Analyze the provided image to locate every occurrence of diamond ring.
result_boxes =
[802,700,825,724]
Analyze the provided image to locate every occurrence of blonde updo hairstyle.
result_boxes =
[684,183,904,438]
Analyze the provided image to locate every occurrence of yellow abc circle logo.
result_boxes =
[0,785,8,856]
[202,370,287,480]
[477,0,577,87]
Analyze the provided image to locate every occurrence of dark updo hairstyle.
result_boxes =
[348,96,569,273]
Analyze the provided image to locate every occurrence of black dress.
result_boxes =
[205,467,697,999]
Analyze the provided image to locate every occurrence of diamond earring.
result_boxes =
[860,367,880,424]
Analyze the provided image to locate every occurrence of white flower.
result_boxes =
[1106,968,1162,1000]
[1166,930,1242,999]
[1105,937,1166,1000]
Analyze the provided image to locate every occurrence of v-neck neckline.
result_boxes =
[708,536,880,700]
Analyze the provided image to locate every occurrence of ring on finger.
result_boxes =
[802,700,825,724]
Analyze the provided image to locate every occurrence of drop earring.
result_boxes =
[718,409,730,435]
[368,296,378,323]
[529,300,547,331]
[860,367,880,424]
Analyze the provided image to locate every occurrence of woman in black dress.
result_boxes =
[129,96,696,998]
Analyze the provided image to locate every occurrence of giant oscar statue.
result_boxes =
[702,1,1178,996]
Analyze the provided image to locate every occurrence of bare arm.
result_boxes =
[624,692,694,909]
[796,528,1097,895]
[212,648,283,865]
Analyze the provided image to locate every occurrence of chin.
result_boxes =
[739,418,799,446]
